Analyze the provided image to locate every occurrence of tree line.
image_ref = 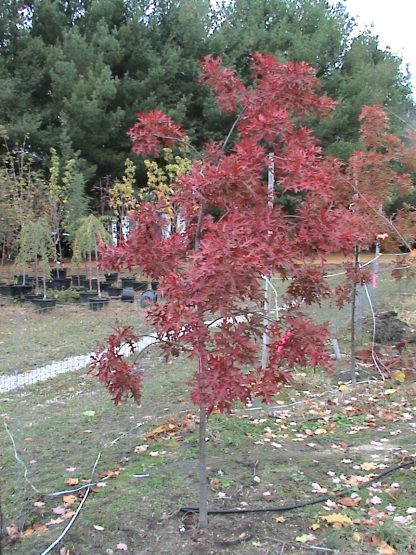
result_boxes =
[0,0,414,209]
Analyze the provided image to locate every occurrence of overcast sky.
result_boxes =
[330,0,416,95]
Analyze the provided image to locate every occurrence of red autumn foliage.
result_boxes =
[91,54,413,413]
[89,322,141,405]
[128,109,185,158]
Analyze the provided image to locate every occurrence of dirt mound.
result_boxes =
[371,311,411,344]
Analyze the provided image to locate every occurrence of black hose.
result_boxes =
[180,457,415,515]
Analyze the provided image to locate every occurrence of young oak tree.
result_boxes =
[91,53,370,528]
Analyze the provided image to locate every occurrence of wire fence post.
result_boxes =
[371,241,380,313]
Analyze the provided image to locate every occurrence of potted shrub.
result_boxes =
[72,214,110,309]
[18,219,57,311]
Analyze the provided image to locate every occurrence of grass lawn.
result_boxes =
[1,346,415,554]
[1,263,416,553]
[0,298,151,375]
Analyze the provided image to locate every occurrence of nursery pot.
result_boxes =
[0,284,14,297]
[121,288,135,303]
[25,293,44,302]
[107,286,122,298]
[151,280,159,291]
[79,290,96,304]
[71,274,86,286]
[52,277,72,290]
[88,297,110,311]
[99,281,110,292]
[15,275,35,285]
[51,267,67,279]
[104,272,118,284]
[132,280,148,291]
[32,298,57,313]
[80,278,98,290]
[121,277,135,288]
[11,284,34,298]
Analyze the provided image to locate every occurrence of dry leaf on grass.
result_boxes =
[338,496,361,507]
[65,478,79,486]
[320,512,353,528]
[6,525,20,542]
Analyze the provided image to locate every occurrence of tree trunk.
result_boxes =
[198,403,208,529]
[34,257,39,295]
[350,246,360,384]
[95,243,101,297]
[42,254,47,299]
[88,251,92,290]
[197,352,208,529]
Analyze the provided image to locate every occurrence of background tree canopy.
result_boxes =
[0,0,414,202]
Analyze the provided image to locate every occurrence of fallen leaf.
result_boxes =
[52,506,66,515]
[310,522,321,530]
[393,370,405,383]
[65,478,79,486]
[321,513,353,527]
[338,496,361,507]
[275,516,286,523]
[82,411,96,417]
[311,482,328,494]
[6,525,20,542]
[377,541,396,554]
[143,423,177,440]
[361,462,378,471]
[63,495,77,506]
[295,533,316,543]
[352,531,361,542]
[93,525,105,531]
[116,544,128,551]
[134,444,149,453]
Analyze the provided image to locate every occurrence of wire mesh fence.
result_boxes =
[1,256,416,554]
[1,256,415,392]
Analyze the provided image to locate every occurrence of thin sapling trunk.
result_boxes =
[197,353,208,529]
[95,243,101,297]
[350,246,360,384]
[88,251,92,291]
[42,254,47,299]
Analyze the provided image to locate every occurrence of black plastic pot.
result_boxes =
[99,281,111,292]
[0,284,14,297]
[121,288,135,303]
[88,297,110,311]
[80,278,98,290]
[104,272,118,283]
[11,284,34,298]
[151,280,159,291]
[24,293,44,302]
[132,280,148,291]
[71,274,86,286]
[121,277,135,288]
[32,298,57,312]
[15,275,35,285]
[79,290,97,304]
[52,277,72,290]
[107,286,123,298]
[51,267,67,279]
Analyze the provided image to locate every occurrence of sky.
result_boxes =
[330,0,416,95]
